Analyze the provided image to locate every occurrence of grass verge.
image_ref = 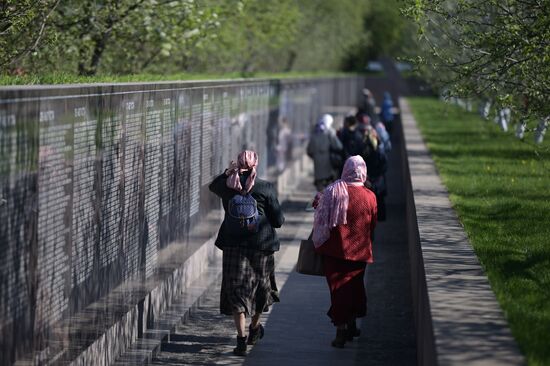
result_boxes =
[0,70,357,86]
[408,97,550,366]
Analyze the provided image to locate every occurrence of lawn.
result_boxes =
[408,97,550,366]
[0,70,356,86]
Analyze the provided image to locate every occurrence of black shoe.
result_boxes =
[233,336,247,356]
[247,324,264,345]
[346,320,361,341]
[331,328,346,348]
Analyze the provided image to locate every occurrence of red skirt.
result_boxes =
[323,256,367,326]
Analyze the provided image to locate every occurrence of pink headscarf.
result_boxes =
[312,155,367,247]
[226,150,258,193]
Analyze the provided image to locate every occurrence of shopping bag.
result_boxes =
[296,232,324,276]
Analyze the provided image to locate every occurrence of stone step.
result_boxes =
[151,281,239,366]
[112,268,222,365]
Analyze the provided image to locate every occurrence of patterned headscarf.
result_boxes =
[312,155,367,247]
[226,150,258,193]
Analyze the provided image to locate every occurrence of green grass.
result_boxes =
[0,70,357,86]
[408,97,550,366]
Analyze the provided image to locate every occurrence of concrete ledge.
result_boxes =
[113,268,222,365]
[399,98,525,366]
[12,208,223,366]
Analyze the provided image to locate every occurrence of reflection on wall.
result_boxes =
[0,77,363,364]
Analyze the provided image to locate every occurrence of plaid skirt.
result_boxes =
[220,246,279,316]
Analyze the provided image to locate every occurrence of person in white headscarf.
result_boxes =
[306,114,343,191]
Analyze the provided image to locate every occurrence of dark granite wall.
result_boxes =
[0,77,363,365]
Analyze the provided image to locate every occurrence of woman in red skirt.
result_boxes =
[312,155,377,348]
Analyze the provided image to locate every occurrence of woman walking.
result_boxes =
[307,114,343,191]
[209,150,285,356]
[312,155,377,348]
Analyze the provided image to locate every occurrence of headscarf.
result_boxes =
[312,155,367,247]
[226,150,258,193]
[314,114,333,133]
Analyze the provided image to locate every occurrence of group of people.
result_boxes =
[307,90,395,221]
[207,90,395,356]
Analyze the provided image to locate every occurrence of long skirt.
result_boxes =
[323,256,367,326]
[220,246,279,316]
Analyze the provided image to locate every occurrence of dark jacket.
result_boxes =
[340,127,365,158]
[209,172,285,252]
[306,129,343,181]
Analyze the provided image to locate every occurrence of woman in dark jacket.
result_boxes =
[209,150,285,356]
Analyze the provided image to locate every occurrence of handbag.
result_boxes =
[296,232,324,276]
[327,132,343,170]
[329,148,344,170]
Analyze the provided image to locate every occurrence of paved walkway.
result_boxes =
[151,116,416,365]
[400,99,524,365]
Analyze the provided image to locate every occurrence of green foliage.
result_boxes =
[367,0,413,58]
[1,1,223,76]
[404,0,550,123]
[0,0,60,71]
[289,0,370,72]
[99,1,220,75]
[182,0,301,74]
[409,97,550,366]
[343,0,416,71]
[0,70,354,86]
[51,0,219,76]
[1,0,414,80]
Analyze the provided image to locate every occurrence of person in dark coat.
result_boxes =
[361,126,388,221]
[362,88,379,124]
[209,150,285,356]
[380,91,395,135]
[340,115,366,159]
[307,114,343,191]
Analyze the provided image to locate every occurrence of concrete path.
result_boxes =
[152,116,417,365]
[400,98,524,365]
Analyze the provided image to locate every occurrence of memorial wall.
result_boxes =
[0,76,363,365]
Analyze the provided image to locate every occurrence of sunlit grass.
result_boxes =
[0,70,358,86]
[408,97,550,366]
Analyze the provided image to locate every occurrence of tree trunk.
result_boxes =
[284,50,297,72]
[87,32,110,76]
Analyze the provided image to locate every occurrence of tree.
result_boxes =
[1,0,394,78]
[0,0,60,72]
[1,0,219,76]
[404,0,550,123]
[179,0,301,75]
[52,0,219,76]
[288,0,371,72]
[344,0,416,71]
[180,0,372,75]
